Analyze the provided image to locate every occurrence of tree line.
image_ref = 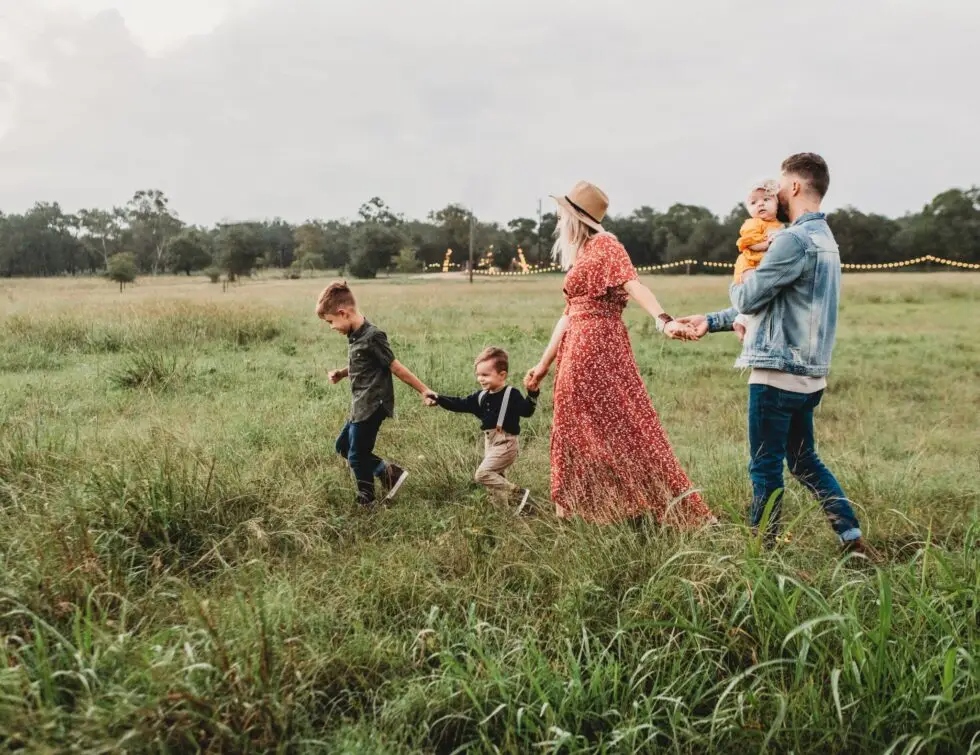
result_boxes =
[1,187,978,281]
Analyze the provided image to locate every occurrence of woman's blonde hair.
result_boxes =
[552,209,597,270]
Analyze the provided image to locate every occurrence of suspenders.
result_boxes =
[496,386,512,432]
[478,386,513,432]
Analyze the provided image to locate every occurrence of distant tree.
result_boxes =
[827,207,900,264]
[538,212,558,263]
[0,203,84,276]
[293,222,329,272]
[660,204,717,262]
[358,197,402,227]
[262,218,298,268]
[77,207,125,270]
[892,187,980,263]
[217,223,266,281]
[349,225,403,278]
[507,216,539,262]
[126,190,182,274]
[721,204,750,231]
[106,252,137,292]
[1,184,979,277]
[164,228,213,275]
[428,204,473,256]
[402,219,446,267]
[605,207,664,268]
[695,204,750,268]
[394,246,423,274]
[322,221,354,270]
[476,222,517,269]
[680,216,728,270]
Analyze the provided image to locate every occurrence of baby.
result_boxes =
[733,180,784,337]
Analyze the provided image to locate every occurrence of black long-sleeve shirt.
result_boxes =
[435,386,539,435]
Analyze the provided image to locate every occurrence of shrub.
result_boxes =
[108,351,183,390]
[106,253,137,292]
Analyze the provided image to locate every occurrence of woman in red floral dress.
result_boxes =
[525,181,715,526]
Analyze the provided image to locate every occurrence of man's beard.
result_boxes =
[776,198,791,223]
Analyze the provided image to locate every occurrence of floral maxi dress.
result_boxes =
[550,233,713,526]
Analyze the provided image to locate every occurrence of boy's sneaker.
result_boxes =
[842,537,883,564]
[356,493,376,509]
[750,527,778,551]
[514,488,533,517]
[380,463,409,502]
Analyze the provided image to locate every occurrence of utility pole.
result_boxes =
[537,198,543,263]
[468,210,475,284]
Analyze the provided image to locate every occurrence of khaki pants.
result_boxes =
[475,431,519,503]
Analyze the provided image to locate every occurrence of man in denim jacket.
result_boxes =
[681,154,876,559]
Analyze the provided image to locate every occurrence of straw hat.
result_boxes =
[551,181,608,232]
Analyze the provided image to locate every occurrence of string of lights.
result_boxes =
[474,264,562,277]
[841,255,980,271]
[634,259,699,273]
[425,254,980,275]
[472,255,980,275]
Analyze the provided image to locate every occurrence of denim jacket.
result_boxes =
[707,212,840,377]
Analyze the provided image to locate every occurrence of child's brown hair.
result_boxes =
[475,346,508,374]
[316,280,357,318]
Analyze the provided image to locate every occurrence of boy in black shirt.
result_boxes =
[425,347,538,514]
[317,281,433,508]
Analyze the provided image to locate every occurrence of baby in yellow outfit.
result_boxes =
[735,180,783,283]
[733,181,783,336]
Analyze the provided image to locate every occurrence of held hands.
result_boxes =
[674,314,709,340]
[423,390,439,407]
[663,320,698,341]
[524,362,549,392]
[673,313,745,343]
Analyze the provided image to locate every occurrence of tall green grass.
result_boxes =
[0,274,978,753]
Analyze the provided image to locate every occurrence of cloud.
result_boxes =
[0,0,976,224]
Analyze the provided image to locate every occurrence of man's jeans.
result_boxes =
[748,384,861,543]
[335,408,388,503]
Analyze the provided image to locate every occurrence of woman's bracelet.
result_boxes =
[655,313,674,333]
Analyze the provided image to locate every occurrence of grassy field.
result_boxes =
[0,272,978,753]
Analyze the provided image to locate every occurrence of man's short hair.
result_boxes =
[781,153,830,199]
[475,346,508,373]
[316,280,357,317]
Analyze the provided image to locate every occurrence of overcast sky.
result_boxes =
[0,0,976,225]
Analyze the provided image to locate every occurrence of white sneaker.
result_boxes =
[515,488,533,516]
[381,464,409,502]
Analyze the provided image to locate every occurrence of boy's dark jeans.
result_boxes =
[335,408,388,503]
[748,384,862,543]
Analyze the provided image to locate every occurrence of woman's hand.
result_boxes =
[529,315,567,391]
[524,362,549,391]
[664,320,697,341]
[675,314,709,339]
[623,280,697,341]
